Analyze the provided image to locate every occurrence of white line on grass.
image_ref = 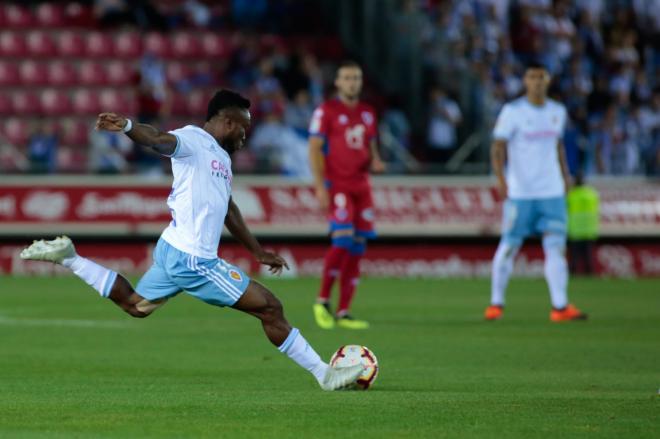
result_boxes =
[0,315,129,329]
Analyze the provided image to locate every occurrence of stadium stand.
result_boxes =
[0,1,657,176]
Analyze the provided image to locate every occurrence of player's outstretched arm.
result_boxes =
[225,197,289,275]
[95,113,177,156]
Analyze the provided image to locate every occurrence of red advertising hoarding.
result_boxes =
[1,241,659,278]
[1,176,658,237]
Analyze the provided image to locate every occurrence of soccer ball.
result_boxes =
[330,345,379,390]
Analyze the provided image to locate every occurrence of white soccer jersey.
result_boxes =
[160,125,232,259]
[493,97,567,199]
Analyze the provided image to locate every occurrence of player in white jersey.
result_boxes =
[20,90,364,390]
[485,62,588,322]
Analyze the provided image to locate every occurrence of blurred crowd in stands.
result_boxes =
[0,0,658,177]
[419,0,660,175]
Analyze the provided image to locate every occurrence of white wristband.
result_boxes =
[122,118,133,133]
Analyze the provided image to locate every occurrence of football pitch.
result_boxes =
[0,276,658,439]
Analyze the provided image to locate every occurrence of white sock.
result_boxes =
[278,328,329,382]
[61,255,117,298]
[543,234,569,309]
[490,240,520,306]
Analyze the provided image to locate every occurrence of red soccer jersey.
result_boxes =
[309,98,378,189]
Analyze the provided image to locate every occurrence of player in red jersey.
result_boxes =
[308,61,385,330]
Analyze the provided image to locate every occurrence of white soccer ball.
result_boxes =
[330,345,379,390]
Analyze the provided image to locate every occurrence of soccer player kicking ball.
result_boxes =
[20,90,364,390]
[308,61,386,330]
[485,61,588,322]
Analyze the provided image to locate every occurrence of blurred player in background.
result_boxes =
[567,173,600,275]
[309,61,385,330]
[485,61,588,322]
[20,90,364,391]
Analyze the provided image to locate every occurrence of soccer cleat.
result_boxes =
[550,304,588,322]
[336,314,370,330]
[313,302,336,329]
[19,236,76,264]
[319,364,365,391]
[484,305,504,321]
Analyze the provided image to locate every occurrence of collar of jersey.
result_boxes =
[186,125,230,159]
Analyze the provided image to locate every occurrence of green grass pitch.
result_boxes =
[0,276,658,439]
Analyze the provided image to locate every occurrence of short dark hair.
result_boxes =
[337,60,361,73]
[206,89,251,122]
[525,60,548,72]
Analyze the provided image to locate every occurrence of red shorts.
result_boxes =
[328,185,376,238]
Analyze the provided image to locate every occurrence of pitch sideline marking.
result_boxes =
[0,315,130,329]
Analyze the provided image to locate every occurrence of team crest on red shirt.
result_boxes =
[338,114,348,125]
[361,111,374,125]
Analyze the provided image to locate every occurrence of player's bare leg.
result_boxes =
[20,236,166,318]
[232,279,292,345]
[234,279,364,390]
[107,275,167,318]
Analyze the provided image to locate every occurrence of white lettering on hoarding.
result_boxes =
[231,188,265,221]
[22,191,69,220]
[0,195,15,217]
[76,192,169,218]
[596,245,635,278]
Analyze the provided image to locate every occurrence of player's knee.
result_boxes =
[543,234,566,257]
[495,239,521,262]
[126,297,166,319]
[126,306,151,318]
[261,293,284,322]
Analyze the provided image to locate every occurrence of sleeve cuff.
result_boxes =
[164,134,181,158]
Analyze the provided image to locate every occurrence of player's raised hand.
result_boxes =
[371,157,386,174]
[256,251,290,276]
[96,113,128,132]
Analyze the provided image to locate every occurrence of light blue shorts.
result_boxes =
[501,196,567,244]
[136,238,250,307]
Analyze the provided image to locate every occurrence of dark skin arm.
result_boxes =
[557,140,573,192]
[95,112,178,156]
[225,197,289,275]
[491,139,508,199]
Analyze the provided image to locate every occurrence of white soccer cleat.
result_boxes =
[319,364,365,391]
[20,236,76,264]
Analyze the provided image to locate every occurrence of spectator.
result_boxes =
[284,89,315,138]
[27,122,58,174]
[595,105,639,175]
[250,105,312,179]
[88,126,133,174]
[383,98,411,150]
[427,87,462,163]
[183,0,211,28]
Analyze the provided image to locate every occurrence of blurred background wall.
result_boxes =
[0,0,658,278]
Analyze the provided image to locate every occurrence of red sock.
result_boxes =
[318,246,348,302]
[337,253,362,314]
